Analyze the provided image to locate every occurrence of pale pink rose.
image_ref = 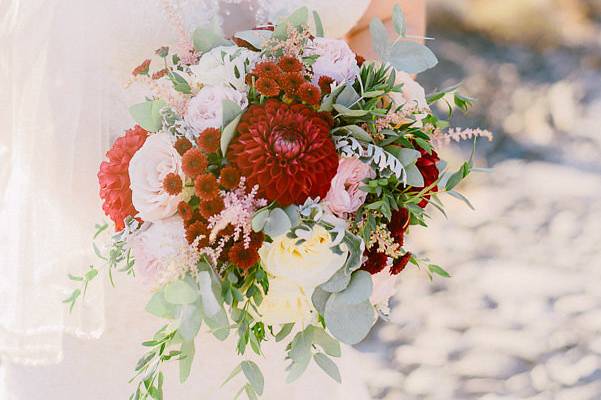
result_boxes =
[324,157,375,217]
[184,86,248,132]
[390,71,429,110]
[370,270,398,307]
[127,217,186,282]
[129,132,182,222]
[306,37,360,84]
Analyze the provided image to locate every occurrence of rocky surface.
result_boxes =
[359,2,601,399]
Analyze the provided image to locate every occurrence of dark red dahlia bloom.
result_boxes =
[361,247,388,275]
[415,148,440,208]
[318,76,334,94]
[388,208,410,246]
[229,242,260,271]
[228,99,339,206]
[391,252,412,275]
[98,125,148,231]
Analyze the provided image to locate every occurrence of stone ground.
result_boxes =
[359,2,601,399]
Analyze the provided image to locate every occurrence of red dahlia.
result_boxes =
[98,125,148,231]
[391,252,412,275]
[388,208,410,246]
[253,61,282,80]
[280,72,304,96]
[361,247,388,275]
[278,55,303,73]
[256,77,280,97]
[228,99,339,205]
[196,128,221,153]
[229,242,260,270]
[415,148,440,208]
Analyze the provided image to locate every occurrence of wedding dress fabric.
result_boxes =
[0,0,374,398]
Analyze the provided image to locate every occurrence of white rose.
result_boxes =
[190,46,258,92]
[306,37,360,84]
[258,224,347,291]
[390,71,429,110]
[257,276,316,326]
[127,217,186,283]
[129,132,182,222]
[184,85,248,133]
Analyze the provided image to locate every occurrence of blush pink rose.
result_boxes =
[324,157,375,217]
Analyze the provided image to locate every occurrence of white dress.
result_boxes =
[0,1,373,399]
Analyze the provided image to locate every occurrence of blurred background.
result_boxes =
[360,0,601,399]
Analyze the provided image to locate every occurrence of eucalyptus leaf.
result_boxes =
[178,303,202,341]
[168,72,192,94]
[335,85,361,107]
[447,190,475,210]
[241,361,264,395]
[192,26,231,52]
[275,323,295,342]
[263,208,292,237]
[324,299,376,345]
[314,353,342,383]
[286,327,313,383]
[129,100,166,132]
[404,163,425,187]
[313,10,324,37]
[319,267,351,294]
[311,287,332,315]
[146,291,179,319]
[392,4,407,36]
[220,113,242,155]
[309,326,341,357]
[333,104,369,117]
[198,271,220,317]
[333,270,372,305]
[251,208,270,232]
[283,205,300,227]
[395,147,422,167]
[164,279,199,305]
[179,340,195,383]
[333,125,373,143]
[388,41,438,74]
[319,84,346,112]
[369,18,390,59]
[222,99,242,127]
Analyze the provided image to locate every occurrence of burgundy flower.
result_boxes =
[388,208,410,246]
[228,99,338,205]
[414,148,440,207]
[361,247,388,275]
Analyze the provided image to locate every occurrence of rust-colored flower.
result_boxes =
[256,77,280,97]
[228,99,338,205]
[152,68,168,80]
[196,128,221,153]
[355,54,366,67]
[132,59,151,76]
[185,220,209,247]
[162,173,183,195]
[182,148,208,178]
[298,82,321,105]
[361,247,388,275]
[280,72,304,96]
[229,242,260,270]
[390,252,412,275]
[199,197,225,219]
[278,55,303,73]
[318,76,334,94]
[194,173,219,200]
[388,208,410,246]
[98,125,148,231]
[414,148,440,208]
[177,201,194,223]
[254,61,282,80]
[219,166,241,190]
[174,137,193,156]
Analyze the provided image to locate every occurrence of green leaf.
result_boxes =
[286,328,313,383]
[336,85,361,107]
[221,364,242,388]
[309,326,341,357]
[273,7,309,40]
[198,271,220,317]
[392,4,406,36]
[333,104,369,117]
[311,287,332,315]
[168,72,192,94]
[333,125,373,143]
[220,113,242,155]
[324,298,375,345]
[447,190,475,210]
[428,264,451,278]
[314,353,342,383]
[129,100,166,132]
[192,26,231,52]
[263,208,292,238]
[369,18,390,59]
[319,267,352,293]
[233,30,272,50]
[332,270,372,305]
[275,323,295,342]
[313,10,324,37]
[84,268,98,281]
[163,279,199,305]
[146,291,180,319]
[404,163,425,187]
[251,208,270,232]
[241,361,264,395]
[179,340,195,383]
[178,303,202,341]
[222,99,242,128]
[244,385,259,400]
[387,41,438,74]
[362,90,385,98]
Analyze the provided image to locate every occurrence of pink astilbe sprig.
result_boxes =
[432,127,494,148]
[207,177,268,249]
[159,0,198,64]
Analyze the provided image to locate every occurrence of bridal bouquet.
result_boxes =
[66,6,491,399]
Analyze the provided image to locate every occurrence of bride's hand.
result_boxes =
[346,0,426,59]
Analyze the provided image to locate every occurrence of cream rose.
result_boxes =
[190,46,258,92]
[184,85,248,133]
[259,224,347,291]
[129,132,182,222]
[127,216,187,283]
[257,276,315,326]
[325,157,375,218]
[306,37,360,84]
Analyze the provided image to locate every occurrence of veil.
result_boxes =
[0,0,370,366]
